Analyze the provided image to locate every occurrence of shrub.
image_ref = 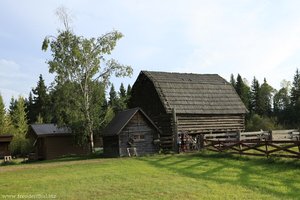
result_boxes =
[246,114,278,131]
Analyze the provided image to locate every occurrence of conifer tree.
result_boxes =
[0,94,5,134]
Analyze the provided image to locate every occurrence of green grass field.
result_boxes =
[1,152,300,200]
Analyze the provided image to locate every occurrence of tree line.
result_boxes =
[230,69,300,131]
[0,76,131,156]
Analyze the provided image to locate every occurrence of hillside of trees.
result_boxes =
[0,74,132,156]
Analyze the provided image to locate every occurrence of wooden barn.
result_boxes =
[0,134,13,158]
[129,71,248,150]
[103,107,160,157]
[27,124,89,160]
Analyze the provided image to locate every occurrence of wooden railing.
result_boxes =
[204,129,299,141]
[203,130,300,159]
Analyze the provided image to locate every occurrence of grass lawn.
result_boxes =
[0,152,300,200]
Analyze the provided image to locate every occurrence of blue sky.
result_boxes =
[1,0,300,107]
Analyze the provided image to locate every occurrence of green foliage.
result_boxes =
[9,135,33,157]
[29,74,51,123]
[230,74,236,88]
[235,74,250,110]
[119,83,126,98]
[10,97,28,135]
[0,94,5,134]
[289,69,300,126]
[246,114,278,131]
[258,78,274,116]
[7,96,30,156]
[126,84,132,97]
[108,84,117,107]
[291,68,300,106]
[42,10,132,151]
[249,77,260,114]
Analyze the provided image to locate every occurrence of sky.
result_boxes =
[1,0,300,107]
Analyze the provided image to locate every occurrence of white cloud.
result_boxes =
[171,1,300,88]
[0,59,28,79]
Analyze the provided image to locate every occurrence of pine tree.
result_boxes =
[109,84,118,107]
[31,74,50,123]
[26,92,35,123]
[258,78,273,116]
[9,97,17,117]
[290,69,300,125]
[119,83,126,98]
[9,96,30,156]
[126,84,132,97]
[11,96,28,135]
[235,74,250,110]
[230,74,236,89]
[291,68,300,106]
[0,94,6,134]
[126,84,132,107]
[249,77,260,114]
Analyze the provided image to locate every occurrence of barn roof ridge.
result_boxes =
[135,70,247,115]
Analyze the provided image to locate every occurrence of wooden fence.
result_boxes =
[203,130,300,159]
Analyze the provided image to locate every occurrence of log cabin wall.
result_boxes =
[177,114,245,134]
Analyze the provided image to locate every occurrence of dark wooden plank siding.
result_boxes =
[44,136,89,160]
[103,136,120,157]
[0,143,10,158]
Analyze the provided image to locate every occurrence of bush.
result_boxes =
[246,114,278,131]
[9,135,33,157]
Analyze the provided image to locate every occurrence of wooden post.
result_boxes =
[199,134,204,150]
[172,108,179,153]
[269,130,273,141]
[297,136,300,157]
[237,130,242,155]
[265,139,269,158]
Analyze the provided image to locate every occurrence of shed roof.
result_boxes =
[103,107,161,136]
[29,124,72,137]
[137,71,247,115]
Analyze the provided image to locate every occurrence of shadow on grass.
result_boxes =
[138,151,300,199]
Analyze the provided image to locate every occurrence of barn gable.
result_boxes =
[103,107,160,136]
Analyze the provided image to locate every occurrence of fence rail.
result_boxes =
[202,129,300,159]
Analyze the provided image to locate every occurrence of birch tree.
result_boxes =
[42,7,132,152]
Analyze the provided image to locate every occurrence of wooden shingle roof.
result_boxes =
[29,124,72,137]
[139,71,247,115]
[103,107,161,136]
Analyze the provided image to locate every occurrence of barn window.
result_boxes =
[132,134,145,141]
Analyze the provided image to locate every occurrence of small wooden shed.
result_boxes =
[27,124,89,160]
[103,107,160,157]
[0,134,13,158]
[130,71,248,150]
